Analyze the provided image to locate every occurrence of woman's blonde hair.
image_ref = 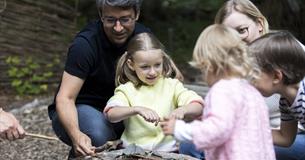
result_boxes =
[215,0,269,35]
[190,24,259,81]
[115,32,183,87]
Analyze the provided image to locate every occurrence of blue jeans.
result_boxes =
[179,142,205,159]
[50,104,124,153]
[274,133,305,160]
[180,134,305,160]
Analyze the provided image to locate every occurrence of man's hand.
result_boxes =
[71,131,95,157]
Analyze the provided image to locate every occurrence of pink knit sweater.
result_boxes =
[174,79,275,160]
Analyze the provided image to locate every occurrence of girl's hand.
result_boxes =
[160,117,176,135]
[134,106,160,125]
[169,107,186,120]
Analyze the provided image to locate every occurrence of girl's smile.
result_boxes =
[127,49,164,86]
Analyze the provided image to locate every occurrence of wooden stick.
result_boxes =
[25,132,59,141]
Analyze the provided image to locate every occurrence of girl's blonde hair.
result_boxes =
[215,0,269,35]
[115,32,183,87]
[191,24,259,81]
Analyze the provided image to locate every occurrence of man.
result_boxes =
[48,0,151,157]
[0,107,25,140]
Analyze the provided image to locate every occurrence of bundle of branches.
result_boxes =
[74,140,199,160]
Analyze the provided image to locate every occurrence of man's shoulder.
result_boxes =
[76,20,101,40]
[69,20,104,54]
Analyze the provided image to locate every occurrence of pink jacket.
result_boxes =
[175,79,275,160]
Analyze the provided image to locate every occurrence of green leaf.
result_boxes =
[32,75,44,81]
[11,79,22,87]
[10,56,21,65]
[29,63,39,69]
[21,68,30,75]
[43,72,53,78]
[40,84,48,91]
[7,67,18,77]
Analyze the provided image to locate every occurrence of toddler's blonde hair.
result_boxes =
[190,24,259,81]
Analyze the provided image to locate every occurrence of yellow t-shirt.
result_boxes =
[105,77,203,151]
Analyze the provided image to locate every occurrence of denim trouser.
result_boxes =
[50,104,124,153]
[179,142,205,159]
[274,133,305,160]
[179,133,305,160]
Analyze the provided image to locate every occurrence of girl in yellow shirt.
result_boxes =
[103,33,203,152]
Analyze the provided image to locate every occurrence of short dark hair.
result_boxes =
[96,0,142,17]
[249,31,305,85]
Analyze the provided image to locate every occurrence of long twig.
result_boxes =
[25,132,59,141]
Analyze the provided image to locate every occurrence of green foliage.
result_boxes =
[5,55,60,95]
[141,0,225,68]
[162,0,224,11]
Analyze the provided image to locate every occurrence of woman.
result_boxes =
[180,0,305,159]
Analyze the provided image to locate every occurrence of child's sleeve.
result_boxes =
[191,88,241,150]
[279,99,295,122]
[174,119,196,143]
[173,80,204,107]
[103,85,130,114]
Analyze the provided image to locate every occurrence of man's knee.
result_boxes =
[85,121,117,147]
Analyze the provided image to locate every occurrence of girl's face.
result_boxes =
[127,49,163,86]
[223,10,263,43]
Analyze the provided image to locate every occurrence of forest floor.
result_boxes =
[0,97,70,160]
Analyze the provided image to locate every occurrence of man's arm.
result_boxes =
[272,120,298,147]
[56,71,94,156]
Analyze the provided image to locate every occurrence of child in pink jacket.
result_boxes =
[161,24,275,160]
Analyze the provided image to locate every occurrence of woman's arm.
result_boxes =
[272,120,298,147]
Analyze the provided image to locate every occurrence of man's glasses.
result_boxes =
[101,16,135,27]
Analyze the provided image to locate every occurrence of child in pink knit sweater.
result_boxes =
[161,24,275,160]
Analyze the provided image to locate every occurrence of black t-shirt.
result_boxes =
[48,20,150,117]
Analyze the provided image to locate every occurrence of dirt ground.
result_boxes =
[0,95,204,160]
[0,97,70,160]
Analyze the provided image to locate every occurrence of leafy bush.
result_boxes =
[6,56,59,95]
